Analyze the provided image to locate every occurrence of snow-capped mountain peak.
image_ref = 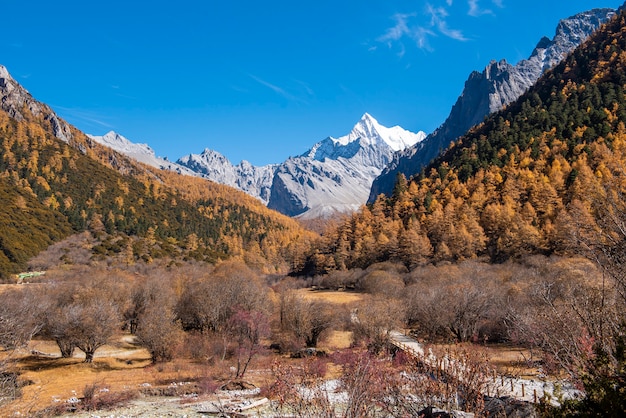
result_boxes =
[304,114,426,162]
[87,113,425,219]
[340,113,424,151]
[341,112,380,145]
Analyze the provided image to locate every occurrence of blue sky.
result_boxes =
[2,1,622,166]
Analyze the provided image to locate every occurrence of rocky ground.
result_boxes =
[55,387,270,418]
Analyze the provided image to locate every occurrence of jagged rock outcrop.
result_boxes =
[0,65,73,143]
[369,8,616,202]
[177,149,277,204]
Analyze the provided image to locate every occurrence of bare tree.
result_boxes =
[176,261,271,334]
[42,279,121,362]
[0,287,44,350]
[267,352,398,418]
[70,297,120,363]
[136,303,183,363]
[0,287,45,405]
[335,351,397,418]
[267,358,334,417]
[351,296,406,353]
[280,290,335,348]
[357,269,405,298]
[227,308,270,379]
[404,262,502,343]
[389,345,492,415]
[132,275,183,362]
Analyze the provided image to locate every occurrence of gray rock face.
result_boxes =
[368,8,615,202]
[177,149,277,205]
[0,65,73,143]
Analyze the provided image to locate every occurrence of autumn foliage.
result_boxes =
[0,102,315,279]
[302,11,626,274]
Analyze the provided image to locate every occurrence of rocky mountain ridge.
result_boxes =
[368,7,616,202]
[177,149,277,205]
[0,65,73,143]
[86,114,423,219]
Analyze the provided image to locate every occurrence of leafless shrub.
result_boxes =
[265,358,335,417]
[27,231,95,270]
[0,287,46,406]
[40,276,123,362]
[357,269,405,298]
[279,290,336,349]
[315,268,364,290]
[127,274,183,363]
[45,383,138,414]
[176,260,271,333]
[404,261,508,343]
[402,345,491,415]
[351,296,406,354]
[504,256,617,377]
[0,372,22,407]
[179,331,215,362]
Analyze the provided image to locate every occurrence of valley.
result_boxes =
[1,2,626,418]
[1,276,566,417]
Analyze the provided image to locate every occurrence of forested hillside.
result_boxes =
[0,92,314,279]
[303,8,626,273]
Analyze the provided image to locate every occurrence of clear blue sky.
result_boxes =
[2,1,622,166]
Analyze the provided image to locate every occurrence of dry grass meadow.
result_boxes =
[2,287,539,416]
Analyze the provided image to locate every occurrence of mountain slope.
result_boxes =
[369,7,616,202]
[177,113,425,218]
[0,66,314,279]
[303,6,626,272]
[0,65,73,143]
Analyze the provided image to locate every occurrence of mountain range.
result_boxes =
[368,7,616,202]
[92,114,425,219]
[177,113,424,218]
[0,65,313,278]
[0,5,621,278]
[84,7,614,219]
[87,131,197,176]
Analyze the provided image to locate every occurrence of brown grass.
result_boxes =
[319,331,353,351]
[482,344,541,378]
[0,283,26,293]
[5,332,294,417]
[296,288,364,305]
[3,334,225,417]
[294,288,359,352]
[3,285,546,416]
[4,338,146,415]
[426,342,540,378]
